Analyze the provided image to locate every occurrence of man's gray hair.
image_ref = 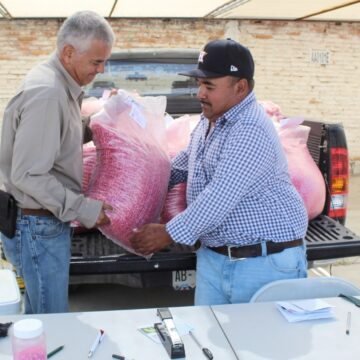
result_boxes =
[57,11,115,54]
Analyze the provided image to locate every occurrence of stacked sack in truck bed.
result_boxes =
[260,100,326,220]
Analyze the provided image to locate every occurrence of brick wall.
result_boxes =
[1,18,359,165]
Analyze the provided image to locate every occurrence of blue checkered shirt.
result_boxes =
[166,92,308,246]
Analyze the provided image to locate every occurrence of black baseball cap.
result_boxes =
[179,38,254,79]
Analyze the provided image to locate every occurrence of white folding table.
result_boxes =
[0,305,236,359]
[211,297,359,360]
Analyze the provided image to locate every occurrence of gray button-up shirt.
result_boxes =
[0,53,102,228]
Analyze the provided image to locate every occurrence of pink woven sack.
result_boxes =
[161,115,199,223]
[84,91,171,254]
[278,118,326,220]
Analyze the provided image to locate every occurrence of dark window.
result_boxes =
[84,59,201,115]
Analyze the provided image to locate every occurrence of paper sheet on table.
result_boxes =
[138,315,194,344]
[277,299,335,322]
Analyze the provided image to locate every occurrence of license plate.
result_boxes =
[172,270,196,290]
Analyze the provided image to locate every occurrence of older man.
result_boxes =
[130,39,308,305]
[0,11,114,313]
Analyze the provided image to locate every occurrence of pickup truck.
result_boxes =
[70,49,360,290]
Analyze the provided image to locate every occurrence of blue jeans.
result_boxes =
[1,212,71,314]
[194,243,307,305]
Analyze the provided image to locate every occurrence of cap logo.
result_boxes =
[230,65,238,72]
[198,51,207,63]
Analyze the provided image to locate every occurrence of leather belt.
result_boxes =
[207,239,303,259]
[21,208,53,217]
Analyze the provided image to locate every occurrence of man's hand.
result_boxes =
[109,88,118,97]
[129,224,173,256]
[95,203,113,227]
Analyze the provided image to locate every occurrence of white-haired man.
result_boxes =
[0,11,114,313]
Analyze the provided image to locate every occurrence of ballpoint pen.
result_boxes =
[346,311,351,335]
[112,355,125,360]
[189,330,213,360]
[112,353,135,360]
[47,345,64,358]
[88,329,105,358]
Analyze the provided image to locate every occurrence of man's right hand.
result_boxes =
[95,203,112,227]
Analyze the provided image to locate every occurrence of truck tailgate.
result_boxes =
[69,215,360,275]
[306,215,360,261]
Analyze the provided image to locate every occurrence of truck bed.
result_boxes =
[70,214,360,275]
[69,119,360,277]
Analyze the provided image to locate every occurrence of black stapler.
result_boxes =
[154,308,185,359]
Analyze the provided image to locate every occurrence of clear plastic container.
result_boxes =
[12,318,46,360]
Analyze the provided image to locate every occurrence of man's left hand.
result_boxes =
[129,224,173,255]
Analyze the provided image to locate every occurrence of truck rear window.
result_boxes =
[84,60,201,115]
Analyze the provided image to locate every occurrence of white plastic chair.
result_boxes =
[0,269,21,314]
[250,276,360,303]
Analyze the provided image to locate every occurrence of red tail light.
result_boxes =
[328,147,349,219]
